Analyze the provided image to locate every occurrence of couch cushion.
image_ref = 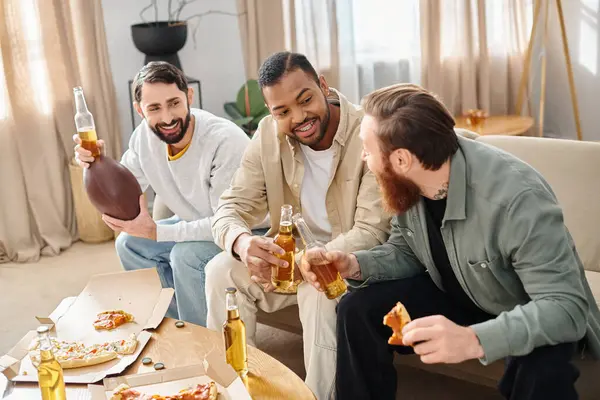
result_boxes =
[476,136,600,272]
[257,305,302,335]
[585,270,600,308]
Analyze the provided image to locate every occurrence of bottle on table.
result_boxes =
[271,204,296,292]
[223,287,248,378]
[292,213,347,299]
[35,326,66,400]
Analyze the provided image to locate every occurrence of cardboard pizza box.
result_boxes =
[0,268,174,384]
[88,351,252,400]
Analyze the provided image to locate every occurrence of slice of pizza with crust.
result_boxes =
[110,382,218,400]
[28,333,138,369]
[93,310,135,331]
[383,302,412,345]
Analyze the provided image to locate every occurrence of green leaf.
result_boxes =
[233,116,254,127]
[251,108,270,125]
[236,80,266,117]
[224,102,244,120]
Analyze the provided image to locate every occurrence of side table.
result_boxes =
[454,115,534,136]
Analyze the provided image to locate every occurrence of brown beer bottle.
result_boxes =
[223,287,248,378]
[271,204,296,292]
[73,87,142,221]
[292,213,347,299]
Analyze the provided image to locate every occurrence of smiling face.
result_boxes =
[262,69,331,147]
[134,81,193,144]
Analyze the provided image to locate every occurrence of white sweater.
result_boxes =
[121,108,250,242]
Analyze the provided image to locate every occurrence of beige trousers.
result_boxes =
[205,251,338,400]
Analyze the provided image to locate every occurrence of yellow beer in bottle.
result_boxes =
[271,204,295,292]
[223,287,248,378]
[73,86,101,157]
[293,213,347,299]
[36,326,66,400]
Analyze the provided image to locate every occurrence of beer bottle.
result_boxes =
[73,86,101,157]
[271,204,296,292]
[36,326,66,400]
[223,287,248,378]
[72,87,142,221]
[292,213,347,299]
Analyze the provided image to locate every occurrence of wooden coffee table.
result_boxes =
[2,318,315,399]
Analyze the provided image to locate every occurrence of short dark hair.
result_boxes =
[257,51,319,89]
[132,61,188,103]
[362,83,458,171]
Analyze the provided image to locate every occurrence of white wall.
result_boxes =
[534,0,600,141]
[101,0,246,153]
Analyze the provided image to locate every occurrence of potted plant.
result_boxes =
[224,80,270,137]
[131,1,238,71]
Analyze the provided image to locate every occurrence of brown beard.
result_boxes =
[376,160,422,215]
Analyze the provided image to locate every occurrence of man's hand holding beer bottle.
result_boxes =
[233,233,290,292]
[299,249,360,292]
[234,210,351,299]
[73,134,105,169]
[293,214,348,299]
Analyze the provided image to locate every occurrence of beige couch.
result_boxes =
[153,135,600,398]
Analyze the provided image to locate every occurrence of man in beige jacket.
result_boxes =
[204,52,390,399]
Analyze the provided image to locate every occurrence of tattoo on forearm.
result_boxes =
[433,182,449,200]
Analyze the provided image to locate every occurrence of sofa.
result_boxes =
[153,134,600,398]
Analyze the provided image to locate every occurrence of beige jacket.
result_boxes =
[212,89,390,256]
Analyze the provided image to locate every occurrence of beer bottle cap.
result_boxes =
[36,326,49,334]
[226,287,237,294]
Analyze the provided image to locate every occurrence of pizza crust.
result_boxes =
[60,351,118,369]
[208,381,218,400]
[383,302,412,345]
[28,334,138,370]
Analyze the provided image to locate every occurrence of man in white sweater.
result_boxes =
[74,62,251,326]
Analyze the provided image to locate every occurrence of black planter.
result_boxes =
[131,21,188,71]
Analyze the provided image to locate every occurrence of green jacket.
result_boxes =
[353,135,600,364]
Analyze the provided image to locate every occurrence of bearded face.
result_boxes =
[375,158,422,215]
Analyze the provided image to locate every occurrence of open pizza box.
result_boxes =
[88,351,251,399]
[0,268,174,384]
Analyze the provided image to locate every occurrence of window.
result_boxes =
[351,0,421,66]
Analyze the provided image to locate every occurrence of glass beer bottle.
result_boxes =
[223,287,248,378]
[292,213,347,299]
[271,204,295,292]
[36,326,66,400]
[73,86,101,157]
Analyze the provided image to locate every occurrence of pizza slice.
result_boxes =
[383,302,412,345]
[28,334,138,369]
[110,382,218,400]
[93,310,135,331]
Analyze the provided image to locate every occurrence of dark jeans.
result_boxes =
[335,274,579,400]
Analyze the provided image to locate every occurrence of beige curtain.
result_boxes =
[286,0,341,89]
[236,0,288,79]
[420,0,531,116]
[236,0,341,87]
[0,0,121,263]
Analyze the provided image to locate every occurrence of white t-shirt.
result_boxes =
[121,108,250,242]
[299,144,335,243]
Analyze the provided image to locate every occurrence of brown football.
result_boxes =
[83,155,142,221]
